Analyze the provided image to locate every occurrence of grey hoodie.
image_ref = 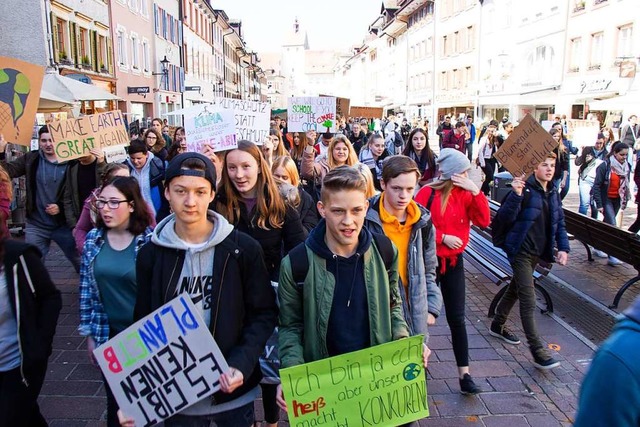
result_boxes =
[127,151,156,216]
[151,210,254,416]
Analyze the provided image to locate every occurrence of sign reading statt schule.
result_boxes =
[493,114,559,178]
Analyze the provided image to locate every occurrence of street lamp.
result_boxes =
[153,56,170,77]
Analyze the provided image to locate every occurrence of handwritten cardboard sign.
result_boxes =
[0,56,45,146]
[349,106,384,119]
[566,119,600,148]
[211,97,270,145]
[280,335,428,427]
[48,110,129,161]
[94,295,229,427]
[319,95,351,119]
[184,106,236,153]
[103,145,128,163]
[287,96,337,133]
[493,114,559,178]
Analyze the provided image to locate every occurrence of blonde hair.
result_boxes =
[427,179,455,215]
[217,140,286,230]
[0,166,12,203]
[271,156,301,187]
[355,163,377,198]
[327,135,358,169]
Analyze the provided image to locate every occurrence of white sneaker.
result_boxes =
[592,249,608,258]
[608,257,623,266]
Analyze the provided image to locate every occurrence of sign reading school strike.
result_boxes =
[280,335,428,427]
[287,96,337,133]
[211,97,271,145]
[493,114,559,179]
[48,110,129,161]
[94,295,229,427]
[184,106,236,153]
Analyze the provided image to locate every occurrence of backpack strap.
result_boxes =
[288,242,309,289]
[371,232,394,271]
[425,189,436,212]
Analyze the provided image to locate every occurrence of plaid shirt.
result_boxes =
[78,227,152,345]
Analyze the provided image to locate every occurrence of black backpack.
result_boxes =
[288,232,395,288]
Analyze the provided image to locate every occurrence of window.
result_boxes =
[525,45,555,83]
[131,33,139,69]
[79,28,88,60]
[569,37,582,71]
[453,31,459,53]
[589,32,603,68]
[116,28,127,67]
[427,37,433,55]
[55,18,67,56]
[617,24,633,58]
[442,35,448,57]
[439,71,447,90]
[465,66,473,87]
[140,0,148,17]
[98,35,106,69]
[466,26,474,50]
[142,39,150,72]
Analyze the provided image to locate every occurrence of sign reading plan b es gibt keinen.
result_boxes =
[280,335,428,427]
[94,294,229,427]
[493,114,559,179]
[288,96,337,133]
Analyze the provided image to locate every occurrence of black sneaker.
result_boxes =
[459,374,481,395]
[489,323,521,345]
[531,347,561,370]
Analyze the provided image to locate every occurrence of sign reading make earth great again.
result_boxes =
[280,335,428,427]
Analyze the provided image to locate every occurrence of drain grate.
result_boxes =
[538,276,616,344]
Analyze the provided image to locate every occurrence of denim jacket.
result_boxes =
[364,195,443,343]
[78,227,152,345]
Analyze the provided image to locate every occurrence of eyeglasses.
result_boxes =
[96,199,129,209]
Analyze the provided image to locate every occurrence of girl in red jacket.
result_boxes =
[415,148,490,395]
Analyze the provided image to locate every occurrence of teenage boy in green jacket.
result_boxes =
[277,166,427,410]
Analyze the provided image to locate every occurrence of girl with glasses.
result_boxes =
[78,176,154,427]
[143,128,168,162]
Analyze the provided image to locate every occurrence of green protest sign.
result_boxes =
[280,335,428,427]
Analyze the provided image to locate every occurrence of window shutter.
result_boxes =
[70,22,79,65]
[91,31,99,71]
[106,37,113,74]
[153,4,158,35]
[51,13,60,62]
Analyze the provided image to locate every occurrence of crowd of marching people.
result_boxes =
[0,110,639,427]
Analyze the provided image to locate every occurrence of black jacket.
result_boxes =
[62,159,106,228]
[134,230,278,404]
[233,202,306,281]
[349,131,367,155]
[1,150,66,224]
[298,187,318,234]
[4,240,62,382]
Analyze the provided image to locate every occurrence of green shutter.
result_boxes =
[91,30,99,71]
[106,37,113,74]
[51,13,59,62]
[70,22,78,65]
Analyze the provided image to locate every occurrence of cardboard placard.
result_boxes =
[565,119,600,148]
[94,295,229,427]
[287,96,337,133]
[280,335,428,427]
[48,110,129,161]
[493,114,558,178]
[184,106,237,153]
[349,106,384,119]
[103,145,128,163]
[0,57,45,146]
[211,97,270,145]
[319,95,351,119]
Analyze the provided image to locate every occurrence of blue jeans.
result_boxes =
[164,402,255,427]
[602,197,621,226]
[25,224,80,273]
[578,180,597,218]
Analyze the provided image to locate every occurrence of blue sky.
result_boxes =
[212,0,381,52]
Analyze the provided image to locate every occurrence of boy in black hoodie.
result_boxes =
[122,153,278,427]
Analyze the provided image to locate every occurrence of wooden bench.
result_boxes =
[563,208,640,309]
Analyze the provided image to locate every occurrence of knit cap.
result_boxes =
[437,148,471,180]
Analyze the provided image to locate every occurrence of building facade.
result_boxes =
[51,0,117,114]
[153,0,184,124]
[181,0,216,107]
[109,0,156,124]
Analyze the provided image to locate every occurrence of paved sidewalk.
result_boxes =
[38,244,593,427]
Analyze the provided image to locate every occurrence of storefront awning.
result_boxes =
[587,93,636,110]
[41,72,121,103]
